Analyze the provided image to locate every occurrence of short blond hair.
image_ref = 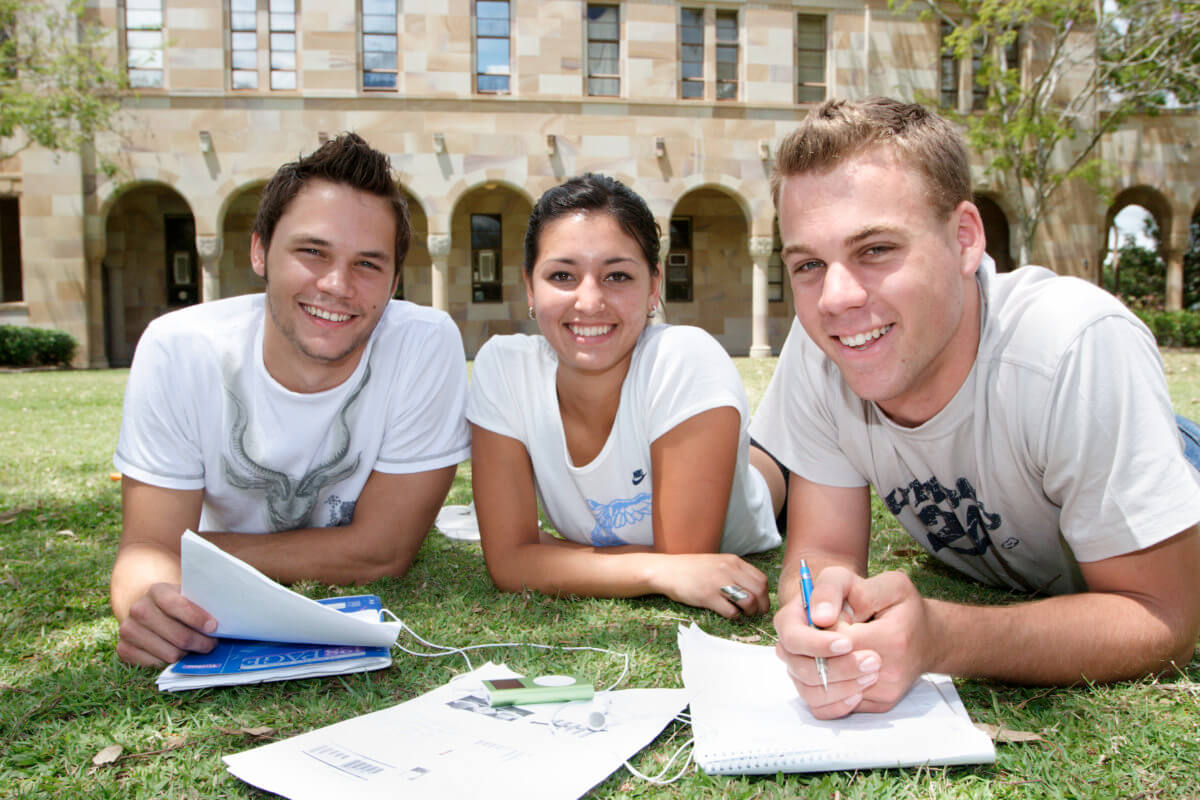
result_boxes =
[771,97,971,219]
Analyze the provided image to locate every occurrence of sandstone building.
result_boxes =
[0,0,1197,366]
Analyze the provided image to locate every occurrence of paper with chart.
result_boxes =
[223,662,689,800]
[179,530,402,648]
[678,624,995,774]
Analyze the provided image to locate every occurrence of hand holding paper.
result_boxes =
[179,531,401,648]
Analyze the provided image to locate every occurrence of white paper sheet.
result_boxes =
[223,662,688,800]
[679,624,995,774]
[179,531,402,648]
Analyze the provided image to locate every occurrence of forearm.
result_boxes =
[928,592,1197,684]
[111,541,183,621]
[201,523,424,586]
[487,539,680,599]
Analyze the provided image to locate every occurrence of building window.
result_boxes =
[475,1,511,93]
[363,0,397,90]
[269,0,296,90]
[586,4,620,97]
[0,197,22,304]
[666,218,693,302]
[768,222,785,303]
[471,214,503,303]
[795,14,826,103]
[125,0,164,89]
[715,10,738,100]
[230,0,258,89]
[680,7,703,99]
[939,21,958,108]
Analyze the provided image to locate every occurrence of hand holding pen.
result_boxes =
[799,559,829,691]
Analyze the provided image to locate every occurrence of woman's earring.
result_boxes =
[528,306,536,320]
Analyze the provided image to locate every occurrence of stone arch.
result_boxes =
[448,181,536,356]
[1103,185,1171,266]
[217,181,268,299]
[102,182,198,366]
[974,194,1014,273]
[667,183,754,352]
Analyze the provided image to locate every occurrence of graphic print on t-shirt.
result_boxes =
[884,476,1002,556]
[222,366,369,531]
[586,493,652,546]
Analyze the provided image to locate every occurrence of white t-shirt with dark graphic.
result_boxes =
[750,260,1200,594]
[467,325,781,556]
[114,294,471,534]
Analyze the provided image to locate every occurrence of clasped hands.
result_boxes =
[773,566,940,719]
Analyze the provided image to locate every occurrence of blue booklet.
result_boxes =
[156,595,393,691]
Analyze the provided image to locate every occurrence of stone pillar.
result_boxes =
[85,234,108,368]
[1165,219,1189,312]
[748,236,773,358]
[428,233,450,312]
[197,235,223,302]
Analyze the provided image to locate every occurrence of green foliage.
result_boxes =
[0,0,126,164]
[893,0,1200,263]
[1102,217,1166,309]
[1,365,1198,798]
[0,324,77,366]
[1133,309,1200,347]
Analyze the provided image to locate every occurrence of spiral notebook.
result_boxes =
[678,624,995,775]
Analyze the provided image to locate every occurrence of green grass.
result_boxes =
[1,356,1199,799]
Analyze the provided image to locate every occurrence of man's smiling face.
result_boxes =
[251,178,399,393]
[777,147,985,426]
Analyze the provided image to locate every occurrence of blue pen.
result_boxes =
[799,559,829,691]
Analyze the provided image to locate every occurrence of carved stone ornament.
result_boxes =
[427,234,452,257]
[748,236,773,257]
[196,235,223,261]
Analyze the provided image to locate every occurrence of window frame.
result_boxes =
[795,13,827,105]
[362,0,399,91]
[268,0,297,91]
[586,3,621,98]
[229,0,258,90]
[679,7,704,100]
[475,0,512,95]
[125,0,165,90]
[715,9,738,101]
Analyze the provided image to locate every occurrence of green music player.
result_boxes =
[482,674,595,707]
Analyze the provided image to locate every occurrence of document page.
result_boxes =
[224,662,688,800]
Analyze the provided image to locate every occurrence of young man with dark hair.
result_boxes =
[111,133,470,667]
[752,98,1200,719]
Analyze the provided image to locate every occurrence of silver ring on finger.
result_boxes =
[719,584,750,603]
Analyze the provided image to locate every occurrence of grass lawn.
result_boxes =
[2,353,1199,799]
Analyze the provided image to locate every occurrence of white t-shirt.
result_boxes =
[750,261,1200,594]
[467,325,781,556]
[114,294,471,533]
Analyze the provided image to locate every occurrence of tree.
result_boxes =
[897,0,1200,265]
[0,0,126,166]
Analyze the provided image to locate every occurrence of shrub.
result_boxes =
[1133,310,1200,348]
[0,325,78,367]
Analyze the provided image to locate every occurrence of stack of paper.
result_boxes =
[223,662,689,799]
[157,596,393,691]
[678,624,995,774]
[155,532,403,691]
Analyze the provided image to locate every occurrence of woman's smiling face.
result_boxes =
[525,210,661,383]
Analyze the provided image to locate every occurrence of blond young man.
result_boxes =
[751,98,1200,719]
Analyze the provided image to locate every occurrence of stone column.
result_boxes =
[1165,217,1189,311]
[197,235,223,302]
[654,233,670,323]
[428,233,450,312]
[748,236,773,357]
